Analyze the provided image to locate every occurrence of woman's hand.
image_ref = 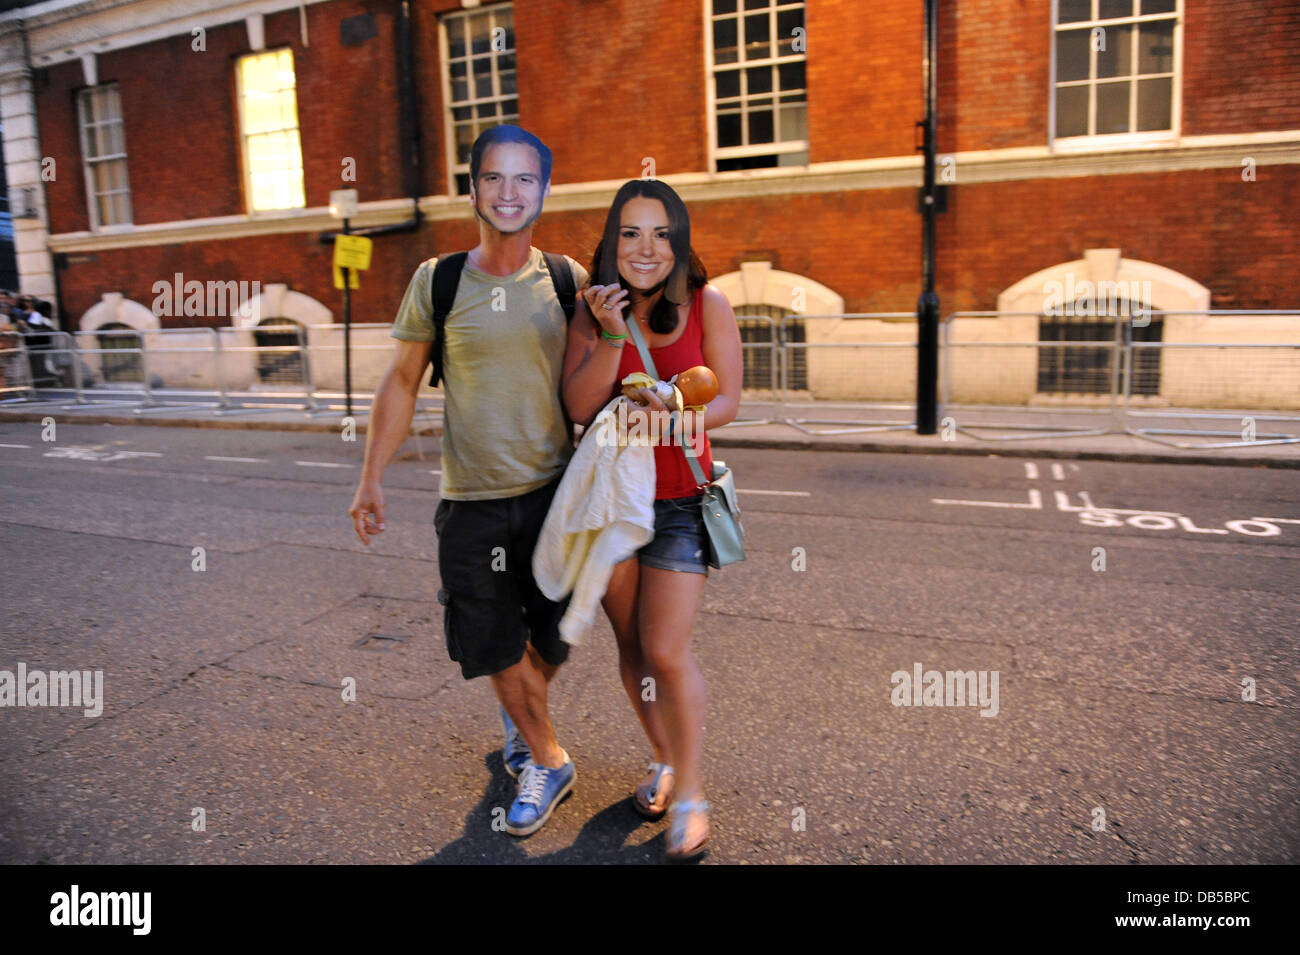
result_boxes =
[621,387,673,442]
[582,283,630,337]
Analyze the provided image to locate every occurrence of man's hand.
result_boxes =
[349,479,387,545]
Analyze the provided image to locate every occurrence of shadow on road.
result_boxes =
[419,753,667,865]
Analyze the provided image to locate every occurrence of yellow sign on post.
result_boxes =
[333,234,373,289]
[333,234,373,271]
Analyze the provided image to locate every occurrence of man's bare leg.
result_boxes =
[491,649,565,769]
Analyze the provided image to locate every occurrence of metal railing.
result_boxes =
[5,309,1297,451]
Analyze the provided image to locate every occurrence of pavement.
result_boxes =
[1,404,1296,865]
[1,389,1298,468]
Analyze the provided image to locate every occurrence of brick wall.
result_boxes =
[30,0,1300,327]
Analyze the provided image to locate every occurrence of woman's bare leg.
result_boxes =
[602,556,671,765]
[637,565,709,848]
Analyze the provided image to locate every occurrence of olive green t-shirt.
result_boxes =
[390,247,589,500]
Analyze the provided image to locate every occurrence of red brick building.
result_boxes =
[1,0,1296,399]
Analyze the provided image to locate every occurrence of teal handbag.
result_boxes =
[625,315,747,569]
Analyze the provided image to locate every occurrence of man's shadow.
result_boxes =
[419,752,669,865]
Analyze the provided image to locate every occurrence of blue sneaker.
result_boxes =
[505,751,575,837]
[501,706,531,780]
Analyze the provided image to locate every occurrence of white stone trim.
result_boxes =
[81,291,159,331]
[233,283,332,328]
[244,13,264,51]
[0,1,333,69]
[47,197,420,251]
[79,52,96,86]
[997,249,1211,315]
[711,261,844,316]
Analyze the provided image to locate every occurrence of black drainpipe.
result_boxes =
[319,0,423,245]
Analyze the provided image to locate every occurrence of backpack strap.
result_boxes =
[541,251,576,324]
[427,251,468,388]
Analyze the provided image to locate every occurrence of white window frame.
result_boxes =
[705,0,808,173]
[77,84,133,231]
[1050,0,1183,153]
[439,3,519,197]
[234,47,306,214]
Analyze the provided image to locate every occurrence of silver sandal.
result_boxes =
[633,760,674,820]
[666,798,711,862]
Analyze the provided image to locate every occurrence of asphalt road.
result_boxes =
[1,420,1296,864]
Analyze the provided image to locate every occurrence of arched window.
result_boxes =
[998,248,1209,399]
[711,262,844,395]
[252,317,306,384]
[97,322,142,382]
[1038,298,1163,396]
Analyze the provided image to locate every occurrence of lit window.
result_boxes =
[77,85,132,228]
[441,5,518,195]
[709,0,807,172]
[236,49,306,211]
[1054,0,1179,142]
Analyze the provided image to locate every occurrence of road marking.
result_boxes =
[295,460,355,469]
[933,489,1043,509]
[737,489,812,497]
[1053,490,1182,516]
[43,447,163,462]
[935,462,1295,538]
[0,443,31,449]
[205,455,267,463]
[428,469,441,475]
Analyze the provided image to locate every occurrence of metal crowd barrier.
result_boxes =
[7,308,1298,453]
[776,313,919,435]
[1119,311,1300,448]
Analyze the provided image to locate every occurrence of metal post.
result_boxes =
[915,0,940,435]
[342,216,353,419]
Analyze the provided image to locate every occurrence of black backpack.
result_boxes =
[426,250,577,388]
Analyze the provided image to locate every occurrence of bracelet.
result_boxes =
[602,335,625,349]
[600,328,628,341]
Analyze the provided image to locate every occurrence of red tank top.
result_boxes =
[616,288,715,499]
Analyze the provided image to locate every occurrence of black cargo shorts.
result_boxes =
[433,475,571,680]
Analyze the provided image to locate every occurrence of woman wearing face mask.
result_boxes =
[561,179,743,861]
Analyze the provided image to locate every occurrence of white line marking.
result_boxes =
[126,451,163,457]
[428,469,441,475]
[1050,463,1065,481]
[205,455,267,463]
[1253,517,1300,524]
[932,489,1043,509]
[1023,462,1038,479]
[737,489,811,497]
[1053,490,1182,516]
[294,460,355,469]
[0,443,31,449]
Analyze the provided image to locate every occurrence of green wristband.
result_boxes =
[600,328,628,341]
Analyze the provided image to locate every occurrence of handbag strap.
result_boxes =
[625,313,710,489]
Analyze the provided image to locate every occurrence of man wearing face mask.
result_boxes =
[349,125,588,837]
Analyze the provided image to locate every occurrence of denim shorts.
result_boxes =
[637,495,710,575]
